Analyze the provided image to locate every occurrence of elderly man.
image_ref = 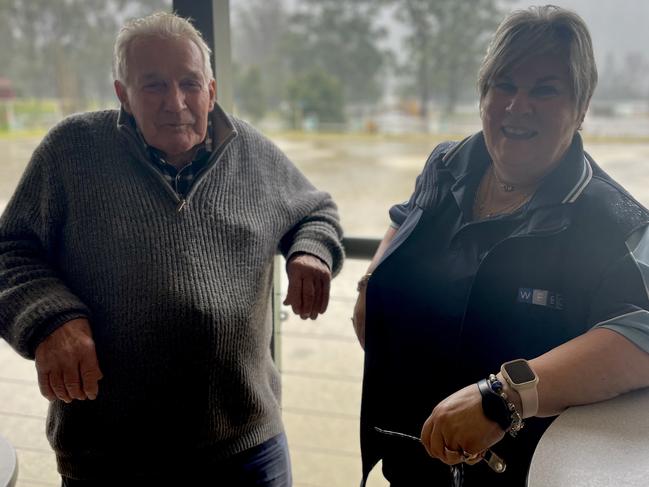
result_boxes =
[0,12,343,486]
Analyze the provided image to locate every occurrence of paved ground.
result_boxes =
[1,130,649,486]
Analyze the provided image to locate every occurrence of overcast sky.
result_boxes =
[366,0,648,72]
[512,0,649,65]
[249,0,648,67]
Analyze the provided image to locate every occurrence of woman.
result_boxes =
[354,6,649,486]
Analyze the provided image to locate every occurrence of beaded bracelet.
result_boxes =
[488,373,524,437]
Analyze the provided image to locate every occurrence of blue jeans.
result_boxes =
[61,433,292,486]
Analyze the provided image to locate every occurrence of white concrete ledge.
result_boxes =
[0,434,17,487]
[528,387,649,486]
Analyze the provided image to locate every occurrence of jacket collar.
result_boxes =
[440,131,593,235]
[441,131,592,210]
[116,101,238,167]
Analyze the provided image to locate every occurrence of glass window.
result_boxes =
[2,1,649,486]
[0,3,171,485]
[230,1,649,485]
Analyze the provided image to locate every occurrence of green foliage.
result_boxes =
[284,0,388,107]
[232,0,289,110]
[0,0,169,112]
[286,67,345,128]
[234,0,388,121]
[387,0,508,116]
[235,65,267,122]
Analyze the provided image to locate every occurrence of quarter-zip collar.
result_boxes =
[116,102,238,207]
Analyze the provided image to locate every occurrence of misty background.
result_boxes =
[2,3,649,487]
[0,0,647,134]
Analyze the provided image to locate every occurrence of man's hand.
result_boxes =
[420,383,505,465]
[35,318,103,403]
[284,253,332,320]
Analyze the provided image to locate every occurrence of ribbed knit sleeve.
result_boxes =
[263,133,344,275]
[0,136,90,359]
[277,161,344,275]
[231,119,344,276]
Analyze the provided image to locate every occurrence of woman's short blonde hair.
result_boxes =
[477,5,597,117]
[112,11,213,84]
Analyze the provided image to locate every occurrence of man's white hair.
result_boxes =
[113,11,213,84]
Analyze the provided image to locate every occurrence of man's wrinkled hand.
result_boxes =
[284,253,332,320]
[35,318,103,403]
[420,383,505,465]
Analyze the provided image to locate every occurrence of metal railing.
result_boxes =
[341,237,380,260]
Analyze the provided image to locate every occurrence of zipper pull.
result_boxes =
[177,199,187,212]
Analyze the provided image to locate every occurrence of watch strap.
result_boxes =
[517,385,539,418]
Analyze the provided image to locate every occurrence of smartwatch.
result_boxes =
[500,359,539,418]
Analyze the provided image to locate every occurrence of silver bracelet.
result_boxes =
[488,374,524,437]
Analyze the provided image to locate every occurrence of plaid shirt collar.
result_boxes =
[134,117,214,197]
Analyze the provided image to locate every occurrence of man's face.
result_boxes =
[115,36,216,162]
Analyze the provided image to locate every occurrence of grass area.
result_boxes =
[2,125,649,146]
[0,128,47,140]
[582,134,649,144]
[264,129,649,145]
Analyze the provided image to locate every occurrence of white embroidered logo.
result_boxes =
[517,288,564,310]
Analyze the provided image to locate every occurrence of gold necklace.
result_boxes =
[491,167,516,192]
[473,166,535,220]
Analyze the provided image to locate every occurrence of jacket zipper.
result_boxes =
[175,130,238,213]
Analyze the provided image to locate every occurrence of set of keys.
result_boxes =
[373,427,506,473]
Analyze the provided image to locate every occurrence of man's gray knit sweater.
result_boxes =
[0,106,344,479]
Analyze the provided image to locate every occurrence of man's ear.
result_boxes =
[114,80,132,114]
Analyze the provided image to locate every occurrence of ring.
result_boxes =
[443,446,459,456]
[462,450,483,465]
[443,446,465,465]
[443,446,482,465]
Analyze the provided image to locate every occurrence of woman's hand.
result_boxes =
[420,383,505,464]
[352,287,367,349]
[351,226,398,350]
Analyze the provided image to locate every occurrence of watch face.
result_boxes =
[505,360,536,384]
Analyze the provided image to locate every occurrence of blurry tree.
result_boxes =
[385,0,506,118]
[286,66,345,128]
[232,0,289,111]
[0,0,14,83]
[0,0,168,113]
[284,0,389,108]
[235,65,267,122]
[598,51,649,101]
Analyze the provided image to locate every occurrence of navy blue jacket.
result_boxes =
[361,132,649,485]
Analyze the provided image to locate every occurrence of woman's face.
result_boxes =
[481,53,584,183]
